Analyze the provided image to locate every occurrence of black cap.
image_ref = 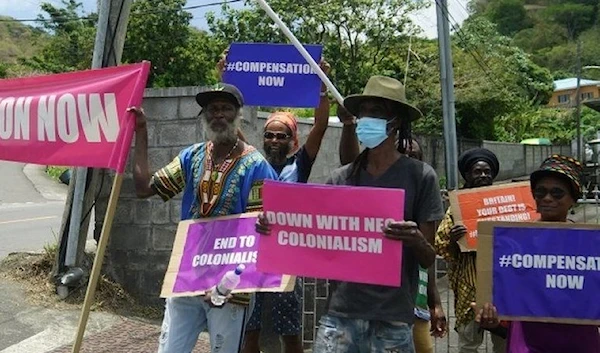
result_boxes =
[195,83,244,108]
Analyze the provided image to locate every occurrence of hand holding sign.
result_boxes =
[473,302,501,329]
[319,60,331,90]
[255,213,271,235]
[449,224,468,244]
[383,221,427,248]
[126,106,147,131]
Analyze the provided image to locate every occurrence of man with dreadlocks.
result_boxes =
[435,147,506,353]
[339,120,448,352]
[309,76,445,352]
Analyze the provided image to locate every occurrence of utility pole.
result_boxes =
[53,0,133,296]
[575,40,582,162]
[436,0,459,190]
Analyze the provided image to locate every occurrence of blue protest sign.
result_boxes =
[492,225,600,321]
[222,43,323,108]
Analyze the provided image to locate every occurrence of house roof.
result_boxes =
[554,78,600,92]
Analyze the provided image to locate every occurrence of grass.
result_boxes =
[0,242,162,321]
[46,166,69,181]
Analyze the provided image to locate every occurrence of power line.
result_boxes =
[435,0,506,91]
[0,0,242,23]
[450,0,471,21]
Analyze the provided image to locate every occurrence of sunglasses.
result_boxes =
[533,186,567,200]
[264,131,290,140]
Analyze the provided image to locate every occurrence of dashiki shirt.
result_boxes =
[435,208,477,329]
[151,141,278,304]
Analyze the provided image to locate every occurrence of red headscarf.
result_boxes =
[265,112,299,156]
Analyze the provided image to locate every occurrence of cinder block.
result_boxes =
[157,122,198,147]
[179,96,202,119]
[170,200,182,223]
[110,225,151,251]
[134,199,152,224]
[152,225,178,251]
[118,175,137,198]
[148,147,174,171]
[114,199,134,224]
[151,202,170,225]
[142,97,178,121]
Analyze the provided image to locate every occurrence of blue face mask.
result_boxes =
[356,117,395,148]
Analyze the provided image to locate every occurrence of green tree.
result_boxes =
[122,0,220,87]
[0,63,7,78]
[20,0,97,72]
[544,3,595,40]
[447,17,554,139]
[485,0,532,36]
[512,23,568,53]
[206,0,426,96]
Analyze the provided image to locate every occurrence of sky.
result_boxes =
[0,0,469,39]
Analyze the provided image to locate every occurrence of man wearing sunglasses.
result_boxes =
[435,148,506,353]
[242,61,332,353]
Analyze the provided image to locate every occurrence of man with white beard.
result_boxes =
[128,83,277,353]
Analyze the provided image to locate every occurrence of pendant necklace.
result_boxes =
[210,138,239,181]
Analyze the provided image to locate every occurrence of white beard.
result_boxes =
[202,115,240,145]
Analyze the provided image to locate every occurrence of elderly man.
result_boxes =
[129,83,277,353]
[435,148,506,353]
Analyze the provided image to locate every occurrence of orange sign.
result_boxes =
[449,181,539,252]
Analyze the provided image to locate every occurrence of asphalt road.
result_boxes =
[0,161,65,260]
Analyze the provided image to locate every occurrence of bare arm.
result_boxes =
[427,266,442,309]
[338,104,359,165]
[416,221,438,268]
[427,219,442,308]
[128,107,156,198]
[304,95,330,161]
[384,221,436,268]
[302,61,331,161]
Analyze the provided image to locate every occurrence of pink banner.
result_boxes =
[258,180,405,287]
[0,62,150,172]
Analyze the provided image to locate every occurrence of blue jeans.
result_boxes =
[157,296,253,353]
[313,315,415,353]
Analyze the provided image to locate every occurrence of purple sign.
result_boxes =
[493,226,600,320]
[222,42,323,108]
[172,216,284,293]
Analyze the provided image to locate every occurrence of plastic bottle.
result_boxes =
[210,264,245,306]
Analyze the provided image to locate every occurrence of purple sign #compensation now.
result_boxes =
[493,226,600,320]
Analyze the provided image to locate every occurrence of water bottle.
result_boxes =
[210,264,245,306]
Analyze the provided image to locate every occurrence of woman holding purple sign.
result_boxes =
[474,155,600,353]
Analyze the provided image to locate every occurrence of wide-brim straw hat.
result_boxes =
[343,75,423,121]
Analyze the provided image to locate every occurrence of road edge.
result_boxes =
[22,165,68,202]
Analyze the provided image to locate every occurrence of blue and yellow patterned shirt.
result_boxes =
[151,141,277,304]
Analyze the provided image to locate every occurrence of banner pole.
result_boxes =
[71,173,124,353]
[254,0,345,106]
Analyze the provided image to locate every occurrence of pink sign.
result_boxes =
[258,180,405,287]
[0,62,150,172]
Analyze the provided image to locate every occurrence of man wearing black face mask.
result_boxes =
[435,148,505,353]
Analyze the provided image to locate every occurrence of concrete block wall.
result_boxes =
[482,141,527,181]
